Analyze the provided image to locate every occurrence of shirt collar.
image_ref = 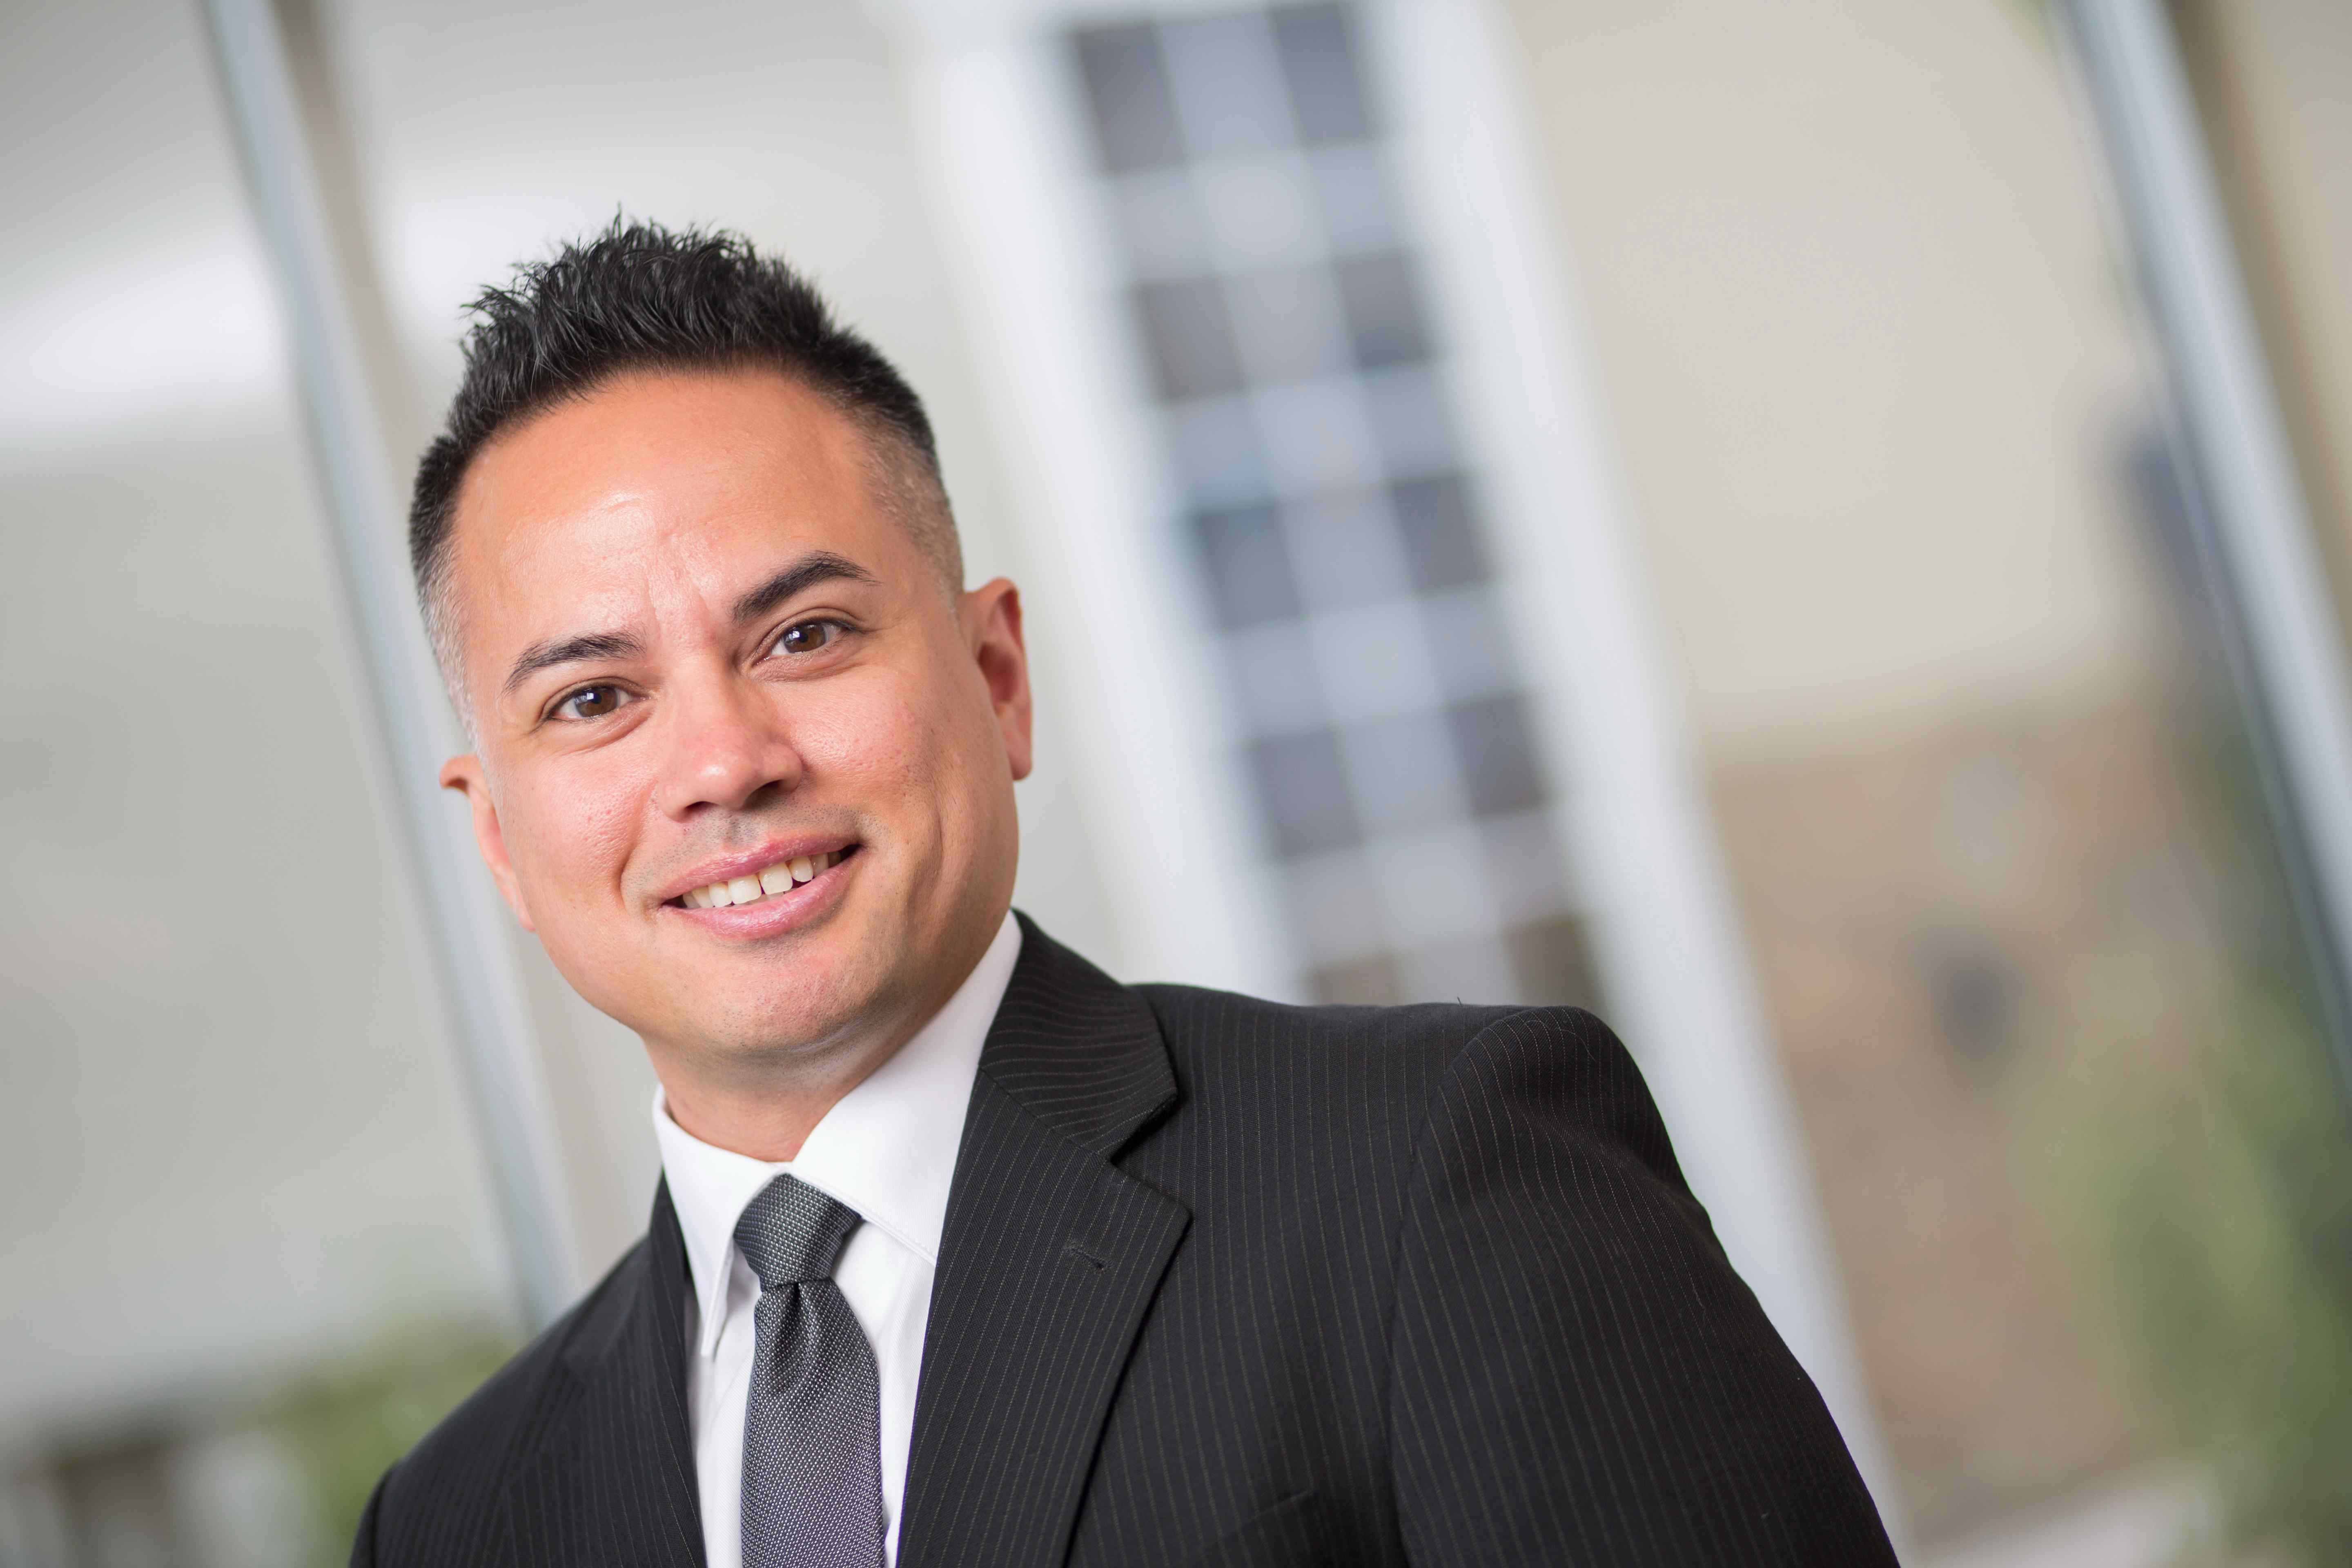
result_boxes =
[651,910,1022,1359]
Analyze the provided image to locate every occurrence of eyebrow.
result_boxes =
[502,630,643,696]
[730,550,878,625]
[498,551,881,697]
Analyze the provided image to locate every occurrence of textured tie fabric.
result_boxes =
[733,1175,888,1568]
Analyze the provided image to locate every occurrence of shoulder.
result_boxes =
[1373,1008,1894,1561]
[363,1239,649,1556]
[1420,1003,1691,1194]
[1138,982,1635,1100]
[1134,984,1664,1174]
[1136,979,1520,1098]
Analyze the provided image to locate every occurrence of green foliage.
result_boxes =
[260,1325,518,1562]
[2041,989,2352,1563]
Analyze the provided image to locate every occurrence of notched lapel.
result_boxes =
[499,1186,706,1568]
[898,919,1190,1568]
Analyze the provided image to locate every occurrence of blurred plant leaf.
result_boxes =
[258,1324,517,1563]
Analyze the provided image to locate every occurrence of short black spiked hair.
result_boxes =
[409,218,959,709]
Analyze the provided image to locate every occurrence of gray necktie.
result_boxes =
[734,1174,888,1568]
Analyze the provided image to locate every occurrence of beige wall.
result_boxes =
[1501,0,2165,763]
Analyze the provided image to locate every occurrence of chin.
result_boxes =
[690,942,893,1058]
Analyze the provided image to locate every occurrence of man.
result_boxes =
[355,219,1895,1567]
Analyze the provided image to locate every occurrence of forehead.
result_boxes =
[446,368,900,644]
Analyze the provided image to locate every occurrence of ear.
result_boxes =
[440,753,537,931]
[961,577,1033,782]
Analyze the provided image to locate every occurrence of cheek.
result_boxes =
[504,763,642,900]
[795,672,976,830]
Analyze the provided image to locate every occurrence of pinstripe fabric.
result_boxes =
[354,914,1894,1566]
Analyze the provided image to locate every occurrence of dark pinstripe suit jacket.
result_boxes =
[354,915,1895,1566]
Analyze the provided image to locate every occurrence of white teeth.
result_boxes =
[685,851,846,909]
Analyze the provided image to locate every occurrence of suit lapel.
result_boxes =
[499,1183,706,1567]
[898,917,1190,1568]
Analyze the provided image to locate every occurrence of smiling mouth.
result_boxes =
[671,845,858,910]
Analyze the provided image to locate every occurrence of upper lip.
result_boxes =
[654,836,858,905]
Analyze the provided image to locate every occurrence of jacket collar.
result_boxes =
[971,912,1178,1158]
[496,915,1184,1568]
[898,915,1190,1568]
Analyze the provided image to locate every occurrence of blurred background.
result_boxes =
[4,0,2351,1562]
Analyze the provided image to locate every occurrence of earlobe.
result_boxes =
[440,755,537,932]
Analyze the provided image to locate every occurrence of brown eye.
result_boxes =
[776,619,840,655]
[557,684,626,720]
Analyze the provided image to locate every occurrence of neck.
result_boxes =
[657,1053,882,1163]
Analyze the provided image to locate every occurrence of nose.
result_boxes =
[651,674,804,821]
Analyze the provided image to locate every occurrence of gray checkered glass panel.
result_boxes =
[1071,3,1597,1007]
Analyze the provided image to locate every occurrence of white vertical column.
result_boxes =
[887,9,1305,1000]
[2067,0,2352,1088]
[1366,0,1900,1532]
[201,0,581,1328]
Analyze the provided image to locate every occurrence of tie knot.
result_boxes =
[733,1174,861,1290]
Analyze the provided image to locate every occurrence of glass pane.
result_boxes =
[0,0,514,1558]
[1074,22,1186,174]
[1270,2,1378,144]
[1505,1,2352,1561]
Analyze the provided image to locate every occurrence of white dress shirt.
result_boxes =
[652,911,1021,1568]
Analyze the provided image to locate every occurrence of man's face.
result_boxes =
[438,368,1030,1082]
